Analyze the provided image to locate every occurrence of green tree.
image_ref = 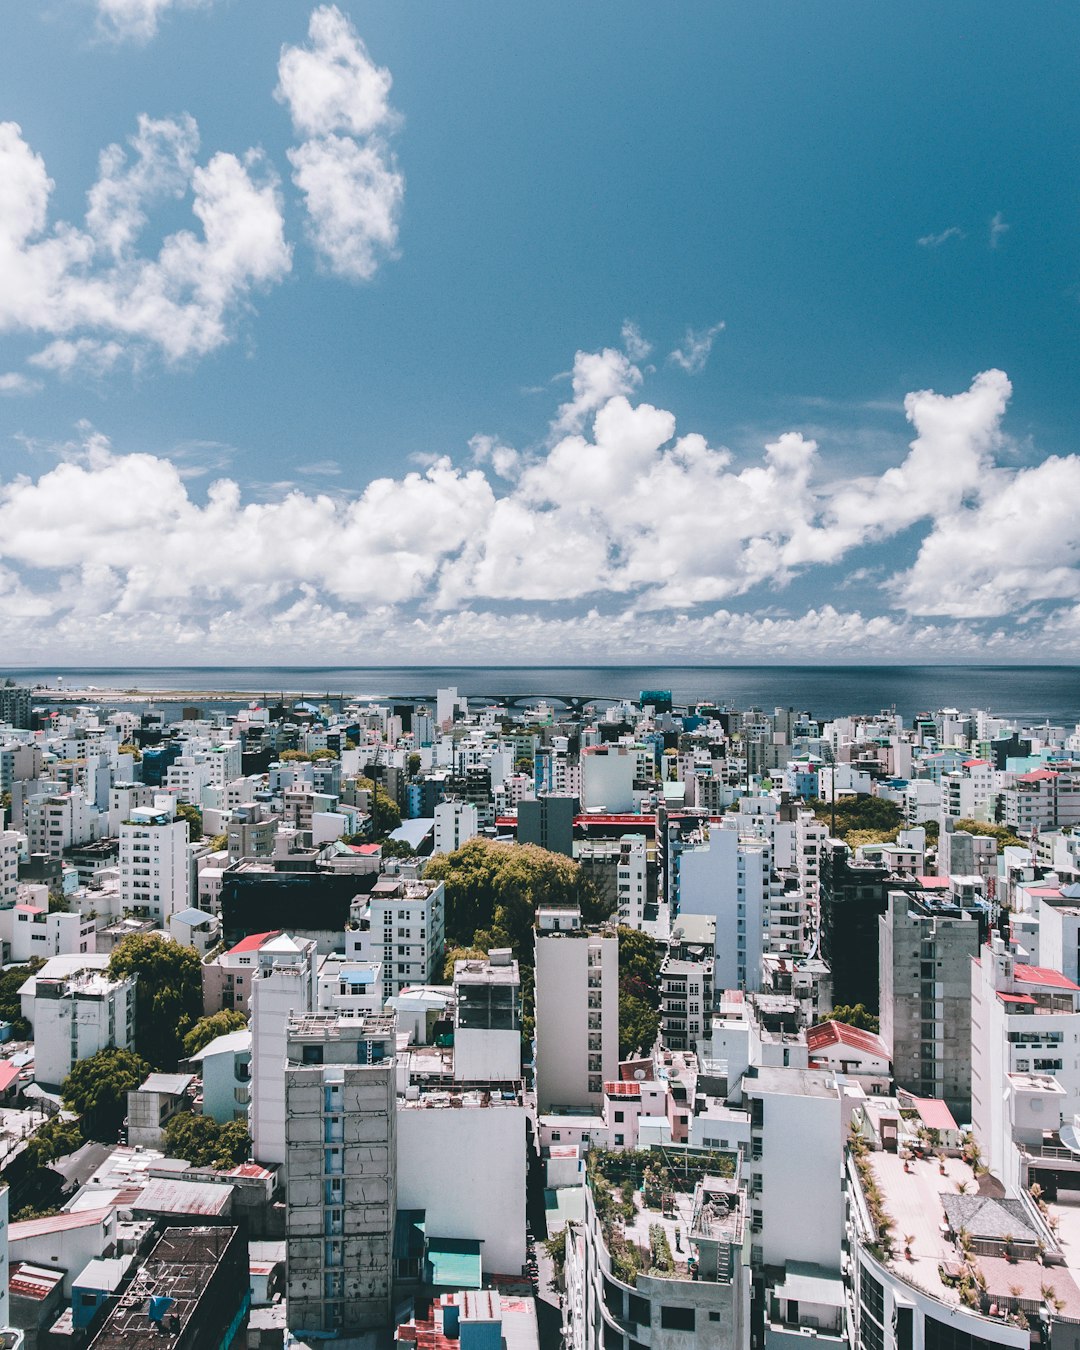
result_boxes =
[163,1113,251,1169]
[208,832,229,852]
[0,958,44,1038]
[175,801,203,840]
[810,795,904,839]
[182,1009,248,1059]
[828,1003,880,1033]
[310,748,337,761]
[619,991,660,1059]
[108,934,204,1070]
[62,1047,150,1139]
[407,752,422,776]
[954,819,1026,850]
[424,838,608,956]
[23,1116,84,1170]
[368,782,402,838]
[118,742,143,763]
[380,838,415,860]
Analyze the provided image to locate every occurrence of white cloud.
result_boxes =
[1,354,1078,658]
[287,134,403,281]
[552,347,642,434]
[0,372,42,397]
[277,5,404,281]
[276,5,396,140]
[0,116,291,372]
[621,319,652,361]
[990,211,1010,249]
[917,226,964,248]
[668,322,725,374]
[95,0,212,43]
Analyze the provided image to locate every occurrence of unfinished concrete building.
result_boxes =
[284,1011,397,1337]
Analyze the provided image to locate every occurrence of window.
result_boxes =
[627,1294,650,1327]
[614,1111,624,1123]
[660,1306,695,1332]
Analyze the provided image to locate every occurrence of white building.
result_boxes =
[1,829,20,908]
[971,932,1080,1184]
[616,833,649,928]
[19,954,136,1087]
[676,828,771,993]
[352,869,445,1003]
[534,907,618,1112]
[119,808,191,922]
[250,933,319,1167]
[579,744,645,813]
[26,787,99,857]
[433,799,479,855]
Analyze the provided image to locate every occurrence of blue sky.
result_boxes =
[0,0,1078,663]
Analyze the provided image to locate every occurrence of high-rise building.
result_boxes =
[250,933,319,1166]
[284,1011,397,1336]
[433,798,479,855]
[0,685,31,730]
[534,907,618,1111]
[119,807,191,922]
[879,890,981,1119]
[517,793,578,857]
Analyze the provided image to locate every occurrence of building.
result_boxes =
[19,954,137,1087]
[517,795,578,857]
[284,1011,397,1336]
[878,891,981,1120]
[433,799,479,855]
[534,907,618,1112]
[86,1225,249,1349]
[565,1145,752,1350]
[249,934,319,1167]
[188,1028,251,1125]
[660,947,714,1053]
[119,808,190,922]
[452,950,521,1083]
[26,787,98,858]
[0,686,31,730]
[971,934,1080,1183]
[353,868,445,1003]
[675,828,772,993]
[820,843,912,1012]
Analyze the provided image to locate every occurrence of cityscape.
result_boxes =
[0,678,1077,1349]
[2,1,1080,1348]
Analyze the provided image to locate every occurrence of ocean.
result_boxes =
[4,665,1080,726]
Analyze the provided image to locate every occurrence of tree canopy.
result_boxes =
[182,1009,248,1059]
[175,801,203,840]
[954,819,1026,850]
[827,1003,880,1033]
[0,958,43,1038]
[163,1113,250,1170]
[617,926,663,1059]
[810,794,903,840]
[108,933,204,1070]
[424,837,609,957]
[62,1047,150,1139]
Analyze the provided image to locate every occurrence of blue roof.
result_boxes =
[342,968,375,984]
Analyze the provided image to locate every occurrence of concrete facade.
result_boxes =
[284,1012,397,1336]
[878,891,981,1120]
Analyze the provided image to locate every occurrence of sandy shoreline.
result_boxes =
[31,688,342,704]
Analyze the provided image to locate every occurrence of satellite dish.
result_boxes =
[634,1069,646,1081]
[1059,1121,1080,1154]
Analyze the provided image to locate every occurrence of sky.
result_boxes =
[0,0,1079,665]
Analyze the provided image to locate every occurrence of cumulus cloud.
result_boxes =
[277,5,404,281]
[1,354,1078,659]
[669,322,725,374]
[95,0,213,43]
[0,115,291,372]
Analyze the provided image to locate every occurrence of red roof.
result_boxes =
[998,992,1037,1005]
[604,1081,641,1097]
[0,1062,22,1092]
[10,1207,112,1240]
[911,1096,959,1131]
[1025,887,1063,899]
[1013,963,1080,991]
[917,875,951,889]
[807,1020,888,1059]
[226,929,282,955]
[1017,769,1059,783]
[964,759,990,768]
[345,843,382,855]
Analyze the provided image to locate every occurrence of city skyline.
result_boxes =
[1,3,1079,662]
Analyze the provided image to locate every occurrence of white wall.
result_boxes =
[396,1104,526,1276]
